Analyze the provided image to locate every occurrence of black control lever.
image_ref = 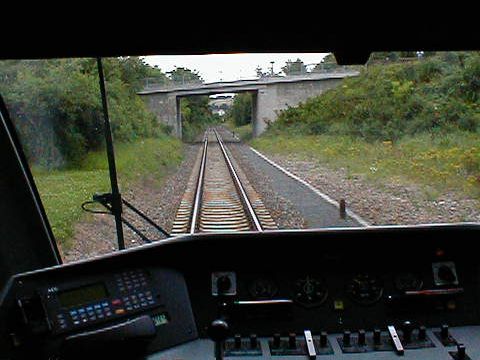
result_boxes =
[207,319,230,360]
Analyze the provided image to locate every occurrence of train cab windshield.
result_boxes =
[1,51,479,263]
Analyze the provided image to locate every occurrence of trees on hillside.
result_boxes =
[228,93,252,126]
[167,67,203,84]
[282,58,307,75]
[0,58,166,167]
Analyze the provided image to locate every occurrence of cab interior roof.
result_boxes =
[0,10,478,64]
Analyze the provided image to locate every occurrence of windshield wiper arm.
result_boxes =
[96,57,125,250]
[82,193,170,243]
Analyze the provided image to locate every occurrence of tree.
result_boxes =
[313,53,337,72]
[322,53,337,64]
[167,67,203,84]
[255,66,266,78]
[228,93,252,126]
[282,58,307,75]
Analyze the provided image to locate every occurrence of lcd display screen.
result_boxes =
[58,283,108,308]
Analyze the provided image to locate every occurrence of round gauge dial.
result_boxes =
[248,278,278,299]
[346,273,383,305]
[294,276,328,307]
[394,273,423,292]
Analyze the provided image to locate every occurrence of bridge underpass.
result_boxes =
[138,72,358,138]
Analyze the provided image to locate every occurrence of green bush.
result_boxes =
[0,58,165,168]
[266,52,480,142]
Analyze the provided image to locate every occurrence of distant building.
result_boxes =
[209,95,234,116]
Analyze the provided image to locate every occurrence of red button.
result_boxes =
[111,299,122,306]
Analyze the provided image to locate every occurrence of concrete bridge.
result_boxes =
[138,72,358,138]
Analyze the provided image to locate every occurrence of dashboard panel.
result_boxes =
[1,224,480,359]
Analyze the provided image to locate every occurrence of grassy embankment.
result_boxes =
[252,132,480,200]
[225,120,253,141]
[33,136,183,250]
[252,53,480,201]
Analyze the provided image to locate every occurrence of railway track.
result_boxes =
[171,128,277,234]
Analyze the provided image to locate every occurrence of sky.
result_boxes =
[144,53,329,83]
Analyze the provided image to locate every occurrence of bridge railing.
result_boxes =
[144,78,204,90]
[142,66,360,92]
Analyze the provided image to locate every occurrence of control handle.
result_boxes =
[207,319,230,360]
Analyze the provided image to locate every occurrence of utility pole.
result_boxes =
[270,61,275,76]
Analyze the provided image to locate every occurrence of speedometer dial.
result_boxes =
[248,278,278,299]
[346,273,383,305]
[394,272,423,292]
[293,276,328,307]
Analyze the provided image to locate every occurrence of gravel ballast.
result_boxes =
[259,152,480,226]
[64,144,200,263]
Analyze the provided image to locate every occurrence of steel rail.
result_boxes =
[189,134,209,234]
[213,129,263,232]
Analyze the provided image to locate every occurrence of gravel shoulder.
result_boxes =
[63,144,200,263]
[256,151,480,226]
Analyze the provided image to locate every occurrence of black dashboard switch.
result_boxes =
[441,324,449,339]
[373,328,381,345]
[272,333,281,348]
[234,334,241,349]
[456,343,466,360]
[402,321,413,343]
[249,334,258,349]
[418,325,427,341]
[343,330,351,347]
[320,331,328,347]
[288,333,297,349]
[358,329,366,346]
